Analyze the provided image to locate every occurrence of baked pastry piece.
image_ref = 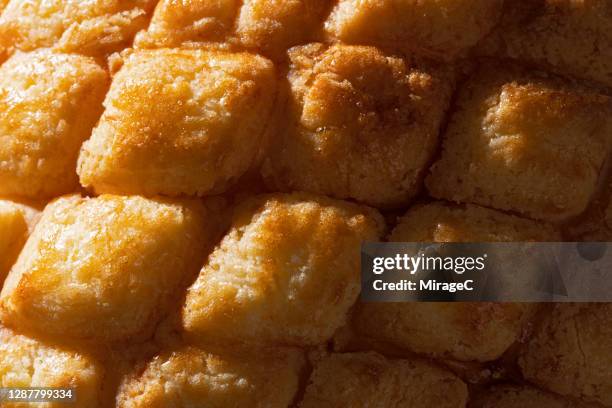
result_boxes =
[261,43,454,208]
[116,344,304,408]
[183,192,384,347]
[300,352,468,408]
[353,202,557,362]
[78,48,277,197]
[427,63,612,222]
[480,0,612,89]
[470,385,593,408]
[0,199,39,284]
[519,303,612,406]
[0,50,108,199]
[0,194,211,343]
[0,325,103,408]
[0,0,156,61]
[389,201,560,243]
[134,0,331,60]
[324,0,503,60]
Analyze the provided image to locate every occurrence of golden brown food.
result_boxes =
[324,0,503,60]
[261,43,455,208]
[0,0,156,61]
[183,192,384,347]
[116,344,304,408]
[470,385,592,408]
[481,0,612,89]
[0,325,103,408]
[135,0,331,60]
[390,201,560,242]
[300,352,468,408]
[0,50,108,199]
[0,194,211,343]
[426,63,612,222]
[0,199,40,284]
[519,303,612,406]
[353,202,554,362]
[78,48,277,197]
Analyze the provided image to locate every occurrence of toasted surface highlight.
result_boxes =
[300,352,468,408]
[0,194,210,343]
[426,63,612,222]
[261,43,455,208]
[0,199,40,284]
[0,50,108,199]
[116,345,304,408]
[78,48,277,197]
[353,202,553,362]
[480,0,612,88]
[0,0,156,61]
[0,325,103,408]
[135,0,331,60]
[520,303,612,406]
[183,192,384,347]
[325,0,503,60]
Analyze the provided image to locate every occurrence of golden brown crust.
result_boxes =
[135,0,331,60]
[353,202,553,362]
[390,201,561,242]
[354,302,536,363]
[0,199,40,285]
[324,0,504,60]
[261,43,455,208]
[300,352,468,408]
[183,192,384,347]
[0,325,103,408]
[426,62,612,222]
[78,48,277,197]
[0,0,157,61]
[519,303,612,406]
[116,345,304,408]
[0,194,212,343]
[480,0,612,89]
[0,50,109,199]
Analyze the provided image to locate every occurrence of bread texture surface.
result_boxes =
[78,48,277,197]
[0,194,210,343]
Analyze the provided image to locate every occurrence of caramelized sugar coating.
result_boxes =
[300,352,468,408]
[470,385,593,408]
[0,195,211,343]
[0,199,39,284]
[183,192,384,347]
[519,303,612,406]
[135,0,331,60]
[324,0,503,60]
[0,325,103,408]
[116,345,304,408]
[354,202,557,362]
[0,50,108,199]
[78,48,277,197]
[261,43,455,208]
[0,0,156,61]
[426,63,612,222]
[481,0,612,88]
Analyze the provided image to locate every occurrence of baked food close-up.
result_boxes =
[0,0,610,407]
